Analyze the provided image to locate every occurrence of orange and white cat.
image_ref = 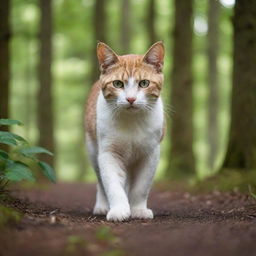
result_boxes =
[85,41,165,221]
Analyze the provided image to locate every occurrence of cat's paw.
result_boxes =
[131,208,154,219]
[93,205,109,215]
[106,206,131,222]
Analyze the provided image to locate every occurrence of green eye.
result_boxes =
[139,80,150,88]
[113,80,124,88]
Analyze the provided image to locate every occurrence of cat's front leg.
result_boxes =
[98,151,131,222]
[129,146,160,219]
[93,183,109,215]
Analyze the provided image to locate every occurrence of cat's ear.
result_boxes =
[97,42,119,73]
[143,41,164,72]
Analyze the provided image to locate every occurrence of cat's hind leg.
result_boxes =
[93,183,109,215]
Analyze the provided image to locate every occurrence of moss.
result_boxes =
[194,169,256,193]
[0,205,22,229]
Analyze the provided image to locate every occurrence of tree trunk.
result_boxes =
[167,0,195,178]
[0,0,10,151]
[24,38,32,140]
[90,0,106,84]
[207,0,220,170]
[120,0,131,54]
[0,0,10,120]
[222,0,256,170]
[147,0,156,45]
[37,0,55,166]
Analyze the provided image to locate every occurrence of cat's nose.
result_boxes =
[126,97,136,104]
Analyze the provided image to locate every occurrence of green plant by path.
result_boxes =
[0,119,56,191]
[0,205,22,229]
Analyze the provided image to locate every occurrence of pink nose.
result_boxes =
[126,97,136,104]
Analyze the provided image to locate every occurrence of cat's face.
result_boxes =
[97,42,164,112]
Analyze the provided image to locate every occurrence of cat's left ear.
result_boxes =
[97,42,119,73]
[143,41,164,73]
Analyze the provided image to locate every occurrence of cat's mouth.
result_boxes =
[125,105,140,112]
[127,105,138,109]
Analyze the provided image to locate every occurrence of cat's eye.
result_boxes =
[139,80,150,88]
[113,80,124,88]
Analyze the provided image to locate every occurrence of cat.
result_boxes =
[85,41,165,221]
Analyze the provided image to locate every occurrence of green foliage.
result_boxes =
[38,161,56,183]
[95,226,117,243]
[0,119,23,126]
[101,249,125,256]
[5,161,35,182]
[0,205,22,229]
[195,169,256,193]
[65,235,87,254]
[18,146,53,158]
[0,119,56,189]
[248,185,256,200]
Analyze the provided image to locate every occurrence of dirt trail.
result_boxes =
[1,183,256,256]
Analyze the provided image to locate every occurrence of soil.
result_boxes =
[1,183,256,256]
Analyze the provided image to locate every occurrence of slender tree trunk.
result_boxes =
[90,0,106,84]
[0,0,10,151]
[25,38,32,140]
[0,0,10,121]
[147,0,156,45]
[222,0,256,170]
[120,0,131,54]
[207,0,220,170]
[37,0,55,166]
[167,0,195,178]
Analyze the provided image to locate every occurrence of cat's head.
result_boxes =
[97,42,164,112]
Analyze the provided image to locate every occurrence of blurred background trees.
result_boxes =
[0,0,10,128]
[1,0,255,184]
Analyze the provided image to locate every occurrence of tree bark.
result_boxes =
[167,0,195,177]
[90,0,106,84]
[0,0,10,121]
[222,0,256,170]
[37,0,55,166]
[147,0,156,45]
[0,0,10,152]
[207,0,220,170]
[120,0,131,54]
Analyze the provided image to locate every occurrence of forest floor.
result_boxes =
[1,183,256,256]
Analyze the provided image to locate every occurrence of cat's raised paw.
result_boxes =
[131,208,154,219]
[106,206,131,222]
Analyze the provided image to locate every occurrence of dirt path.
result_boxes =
[1,183,256,256]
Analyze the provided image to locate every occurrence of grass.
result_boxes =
[0,205,22,229]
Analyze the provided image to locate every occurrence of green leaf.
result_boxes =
[5,161,35,182]
[0,137,17,146]
[38,161,56,183]
[19,146,53,158]
[0,131,28,144]
[0,119,23,126]
[0,150,9,159]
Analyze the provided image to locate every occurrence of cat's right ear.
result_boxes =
[97,42,119,73]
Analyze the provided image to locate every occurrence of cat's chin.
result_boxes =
[123,106,142,113]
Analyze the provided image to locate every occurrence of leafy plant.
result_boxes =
[248,185,256,200]
[0,119,56,190]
